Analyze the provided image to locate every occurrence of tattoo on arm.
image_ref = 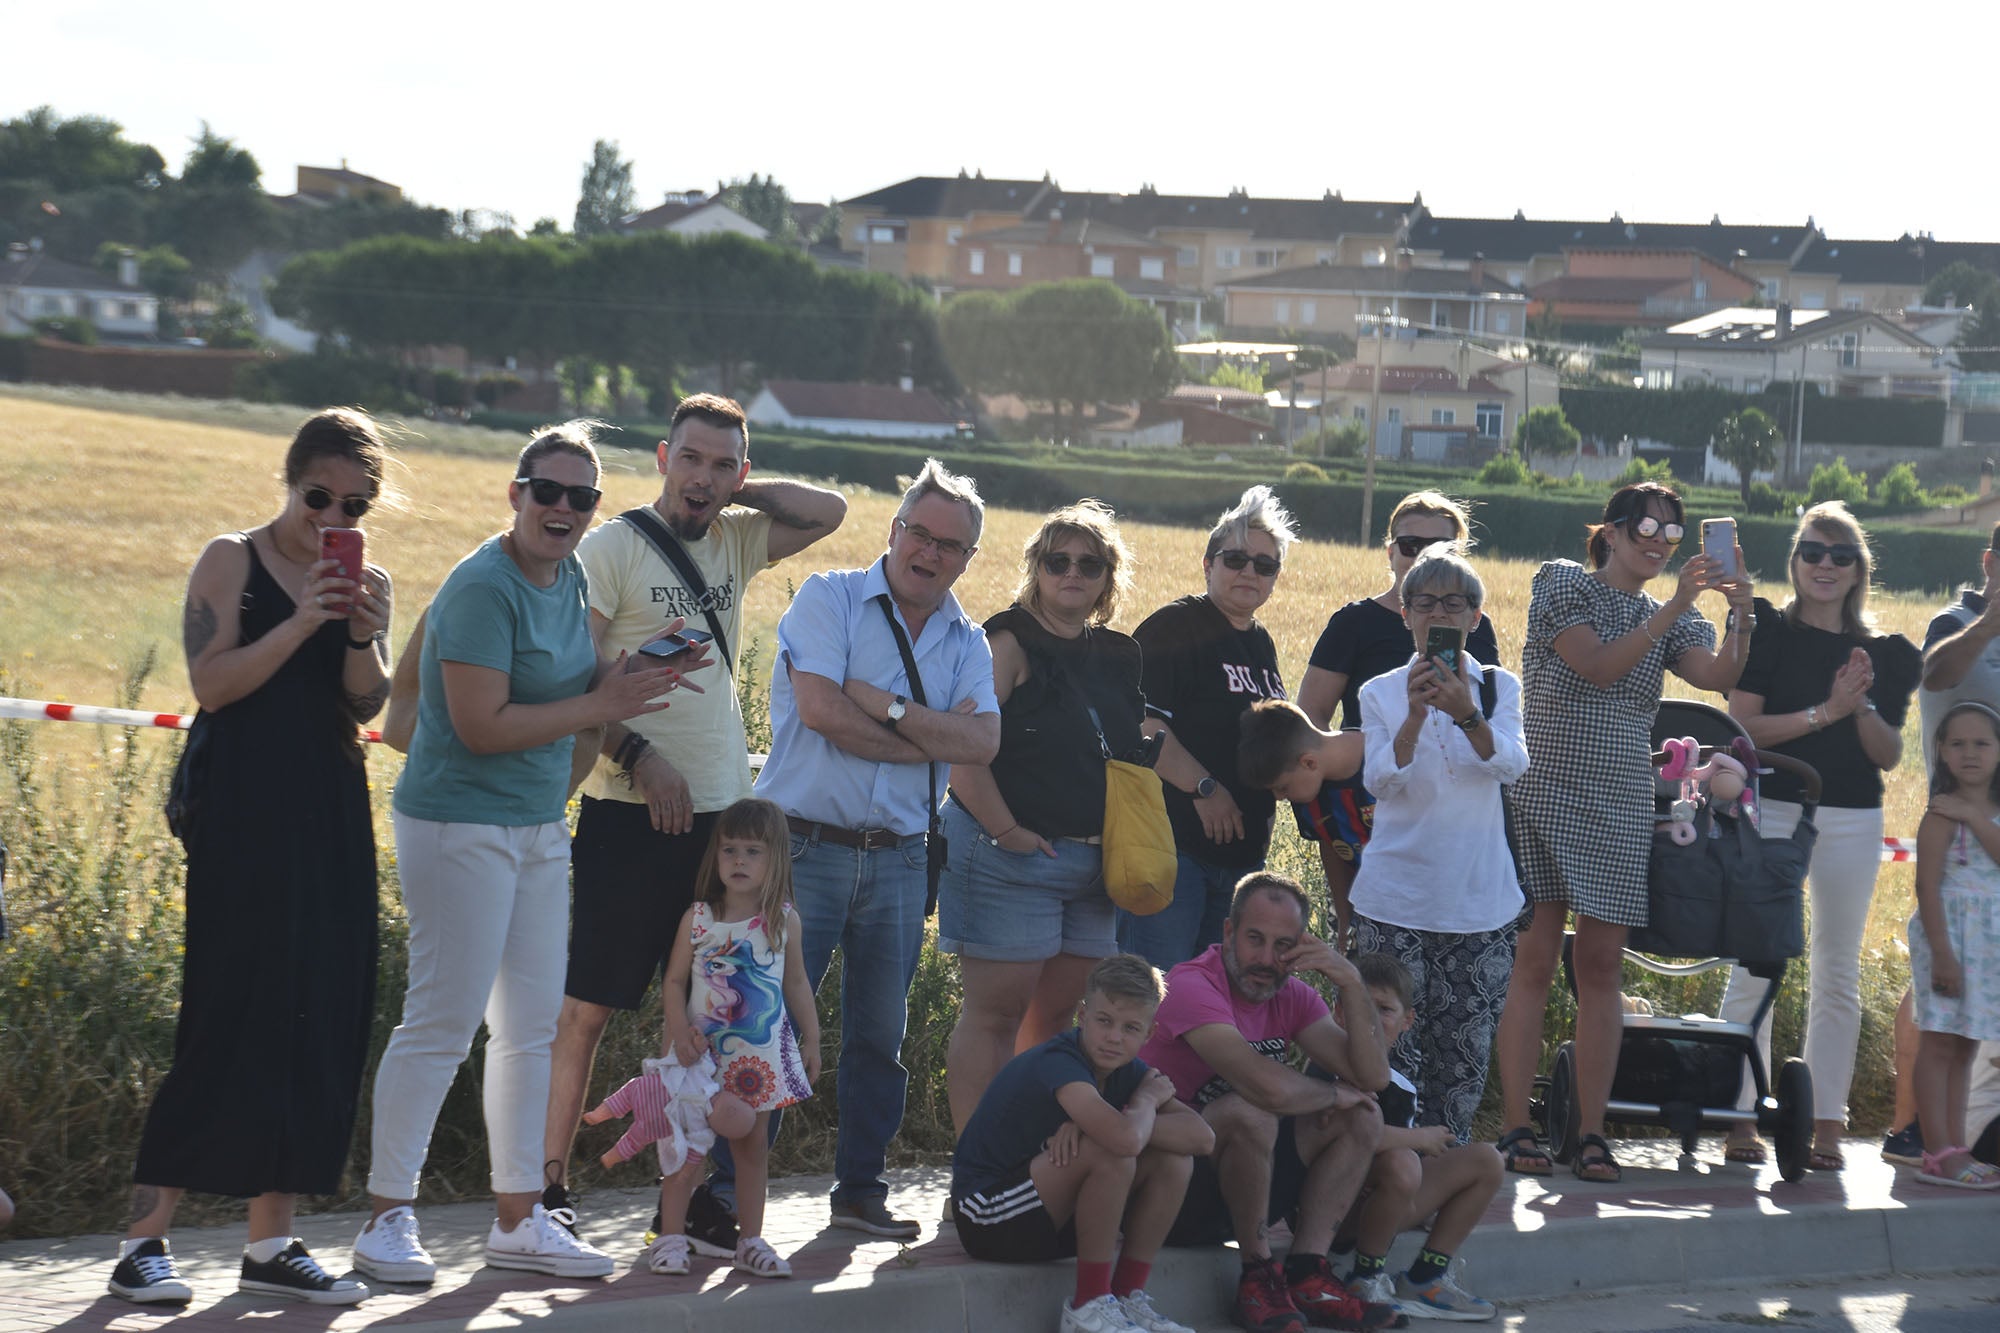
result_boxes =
[344,684,390,723]
[182,597,218,661]
[762,501,824,532]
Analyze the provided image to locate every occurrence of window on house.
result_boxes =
[1217,248,1241,268]
[1007,252,1023,276]
[946,226,962,246]
[1645,368,1675,390]
[1760,278,1782,301]
[1436,309,1451,330]
[1177,245,1199,267]
[1365,247,1387,266]
[1475,403,1502,437]
[1140,257,1164,280]
[1840,332,1860,367]
[1274,299,1291,323]
[119,301,140,319]
[1316,249,1334,264]
[1494,311,1512,332]
[1431,409,1456,425]
[1352,405,1367,421]
[868,225,898,243]
[1253,248,1282,268]
[1745,379,1764,393]
[1801,293,1826,309]
[1842,295,1863,310]
[39,295,59,314]
[1300,300,1317,325]
[1090,255,1115,278]
[969,249,985,275]
[1386,406,1402,423]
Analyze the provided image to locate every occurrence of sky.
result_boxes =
[9,1,1991,243]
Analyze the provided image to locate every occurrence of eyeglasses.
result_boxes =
[1393,535,1453,559]
[301,486,372,519]
[1041,552,1109,578]
[1615,515,1685,543]
[1406,593,1473,614]
[895,517,974,561]
[1216,549,1282,577]
[515,476,603,512]
[1795,540,1861,568]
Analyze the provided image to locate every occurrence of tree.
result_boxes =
[180,123,261,190]
[810,201,843,248]
[1513,405,1579,466]
[0,106,165,191]
[1712,406,1782,507]
[1206,362,1264,394]
[1875,461,1928,511]
[574,140,634,239]
[716,174,799,243]
[1808,458,1868,508]
[1003,281,1177,433]
[1923,261,1998,310]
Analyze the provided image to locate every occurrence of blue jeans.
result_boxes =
[1116,853,1245,970]
[711,831,928,1208]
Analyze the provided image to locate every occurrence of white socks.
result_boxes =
[244,1236,293,1264]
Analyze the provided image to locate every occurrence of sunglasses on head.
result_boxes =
[301,486,372,520]
[1614,514,1685,542]
[515,476,603,512]
[1795,540,1861,568]
[1216,548,1282,577]
[1041,552,1109,578]
[1393,534,1452,559]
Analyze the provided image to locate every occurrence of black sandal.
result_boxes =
[1572,1133,1622,1183]
[1498,1126,1554,1176]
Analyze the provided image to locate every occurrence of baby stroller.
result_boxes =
[1534,700,1821,1182]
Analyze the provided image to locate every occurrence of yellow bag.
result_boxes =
[1102,757,1177,916]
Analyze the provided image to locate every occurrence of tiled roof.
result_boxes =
[1527,275,1685,303]
[1219,263,1523,297]
[621,200,703,228]
[1639,307,1928,351]
[1023,190,1417,242]
[1793,235,1949,285]
[840,175,1053,218]
[300,164,398,189]
[966,218,1160,248]
[1404,213,1814,266]
[0,251,144,294]
[1166,384,1267,407]
[761,379,957,425]
[1320,364,1511,396]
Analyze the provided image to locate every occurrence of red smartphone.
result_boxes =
[319,527,364,616]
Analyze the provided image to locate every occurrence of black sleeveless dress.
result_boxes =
[134,537,378,1197]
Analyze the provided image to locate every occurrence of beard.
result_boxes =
[1222,945,1283,1003]
[665,505,715,542]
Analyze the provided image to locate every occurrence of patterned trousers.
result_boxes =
[1353,914,1518,1143]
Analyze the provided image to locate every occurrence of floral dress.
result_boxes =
[1911,816,2000,1041]
[689,902,813,1110]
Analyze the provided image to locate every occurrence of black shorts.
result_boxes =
[952,1163,1076,1262]
[566,797,718,1010]
[1166,1113,1308,1248]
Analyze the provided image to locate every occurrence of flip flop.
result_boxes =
[1723,1137,1769,1164]
[1498,1126,1553,1176]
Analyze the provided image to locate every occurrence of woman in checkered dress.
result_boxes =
[1491,483,1753,1182]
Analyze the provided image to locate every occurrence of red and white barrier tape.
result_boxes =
[1,696,382,744]
[1881,837,1918,864]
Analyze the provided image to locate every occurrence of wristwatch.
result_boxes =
[1455,711,1482,733]
[885,695,908,729]
[1194,776,1219,799]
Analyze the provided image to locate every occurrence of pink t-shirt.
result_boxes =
[1139,944,1331,1108]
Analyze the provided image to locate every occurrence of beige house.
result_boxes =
[838,174,1057,283]
[1399,212,1815,298]
[1639,306,1950,399]
[1218,260,1529,339]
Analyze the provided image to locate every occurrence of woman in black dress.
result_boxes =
[110,409,394,1307]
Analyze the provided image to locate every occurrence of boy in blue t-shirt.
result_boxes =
[953,955,1214,1333]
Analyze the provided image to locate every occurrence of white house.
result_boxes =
[1639,306,1951,399]
[2,243,158,339]
[618,194,769,241]
[747,379,961,440]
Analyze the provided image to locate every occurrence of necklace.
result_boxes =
[267,520,315,568]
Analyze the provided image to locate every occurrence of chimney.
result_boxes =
[118,247,139,288]
[1047,207,1062,241]
[1395,248,1412,272]
[1469,251,1485,287]
[1776,302,1793,337]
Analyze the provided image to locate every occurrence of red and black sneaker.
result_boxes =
[1235,1258,1307,1333]
[1288,1256,1403,1330]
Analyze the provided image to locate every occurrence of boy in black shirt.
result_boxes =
[953,955,1214,1333]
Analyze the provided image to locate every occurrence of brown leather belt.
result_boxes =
[787,816,924,851]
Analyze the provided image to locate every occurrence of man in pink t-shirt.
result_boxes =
[1139,873,1395,1333]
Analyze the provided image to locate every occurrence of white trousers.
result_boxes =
[368,813,571,1199]
[1717,800,1885,1124]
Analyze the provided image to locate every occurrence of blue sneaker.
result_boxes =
[1881,1121,1923,1167]
[1394,1259,1495,1321]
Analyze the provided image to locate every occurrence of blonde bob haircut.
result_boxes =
[1383,489,1475,551]
[1785,500,1877,636]
[1015,498,1134,627]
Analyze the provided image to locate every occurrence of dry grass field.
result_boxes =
[0,385,1936,1230]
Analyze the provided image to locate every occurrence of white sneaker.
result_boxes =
[1349,1269,1400,1309]
[1062,1292,1140,1332]
[352,1205,437,1285]
[485,1203,616,1278]
[1118,1288,1196,1333]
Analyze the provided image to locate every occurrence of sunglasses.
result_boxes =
[515,476,603,512]
[1393,535,1453,559]
[1216,549,1282,577]
[1406,593,1473,614]
[895,517,974,561]
[1795,541,1861,568]
[1614,514,1685,543]
[1041,552,1109,578]
[301,486,372,520]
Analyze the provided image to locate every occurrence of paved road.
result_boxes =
[1481,1272,2000,1332]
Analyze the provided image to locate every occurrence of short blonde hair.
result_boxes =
[1015,499,1134,627]
[1206,485,1299,562]
[1384,490,1474,550]
[1786,500,1876,636]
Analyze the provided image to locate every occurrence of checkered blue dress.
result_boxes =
[1508,560,1715,927]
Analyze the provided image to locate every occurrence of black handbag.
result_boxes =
[163,723,210,846]
[1630,797,1814,967]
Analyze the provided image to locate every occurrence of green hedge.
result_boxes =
[0,333,29,381]
[1562,386,1947,451]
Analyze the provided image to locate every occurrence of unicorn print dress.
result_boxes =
[688,902,813,1111]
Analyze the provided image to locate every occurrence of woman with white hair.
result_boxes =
[1119,485,1295,969]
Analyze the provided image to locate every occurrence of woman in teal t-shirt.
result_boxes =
[355,423,684,1285]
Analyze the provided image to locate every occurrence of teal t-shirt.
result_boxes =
[394,537,596,826]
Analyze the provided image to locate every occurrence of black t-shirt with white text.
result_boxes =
[1307,596,1499,731]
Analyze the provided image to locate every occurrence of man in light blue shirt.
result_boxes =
[749,459,1000,1238]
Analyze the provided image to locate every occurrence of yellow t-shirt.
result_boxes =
[575,506,774,810]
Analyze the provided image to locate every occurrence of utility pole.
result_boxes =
[1358,308,1406,545]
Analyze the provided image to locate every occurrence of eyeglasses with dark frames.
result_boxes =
[1794,540,1861,568]
[1406,593,1473,614]
[1041,552,1109,578]
[1393,535,1453,559]
[515,476,603,512]
[1216,549,1282,577]
[301,486,372,520]
[895,517,974,561]
[1614,514,1685,543]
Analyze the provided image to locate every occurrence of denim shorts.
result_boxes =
[935,799,1116,962]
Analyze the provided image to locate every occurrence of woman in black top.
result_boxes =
[939,500,1148,1130]
[1717,502,1920,1170]
[1294,491,1497,947]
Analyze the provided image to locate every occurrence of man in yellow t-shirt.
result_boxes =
[541,394,846,1251]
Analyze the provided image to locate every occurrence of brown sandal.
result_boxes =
[1723,1136,1769,1164]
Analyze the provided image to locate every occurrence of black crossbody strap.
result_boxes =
[618,507,732,673]
[874,593,938,822]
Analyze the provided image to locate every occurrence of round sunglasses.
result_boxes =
[1041,552,1109,578]
[301,486,372,520]
[1613,514,1685,543]
[1795,540,1861,568]
[515,476,603,512]
[1215,548,1282,577]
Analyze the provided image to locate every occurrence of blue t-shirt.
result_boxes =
[394,537,596,826]
[951,1029,1147,1197]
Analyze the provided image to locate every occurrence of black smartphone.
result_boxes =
[1424,624,1465,676]
[639,628,715,662]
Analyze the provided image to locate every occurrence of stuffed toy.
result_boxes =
[1657,738,1754,845]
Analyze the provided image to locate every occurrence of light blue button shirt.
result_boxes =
[755,558,998,835]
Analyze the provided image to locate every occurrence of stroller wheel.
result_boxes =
[1773,1058,1814,1183]
[1529,1075,1551,1141]
[1547,1043,1581,1165]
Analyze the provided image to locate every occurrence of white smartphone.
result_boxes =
[1701,518,1738,579]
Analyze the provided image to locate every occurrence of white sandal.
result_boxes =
[732,1236,791,1279]
[645,1233,690,1275]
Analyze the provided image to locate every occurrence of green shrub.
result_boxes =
[1284,461,1329,482]
[1932,484,1971,505]
[1476,452,1532,486]
[1747,480,1801,517]
[236,351,424,416]
[31,315,98,346]
[1873,462,1929,511]
[1618,456,1676,485]
[1808,458,1869,508]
